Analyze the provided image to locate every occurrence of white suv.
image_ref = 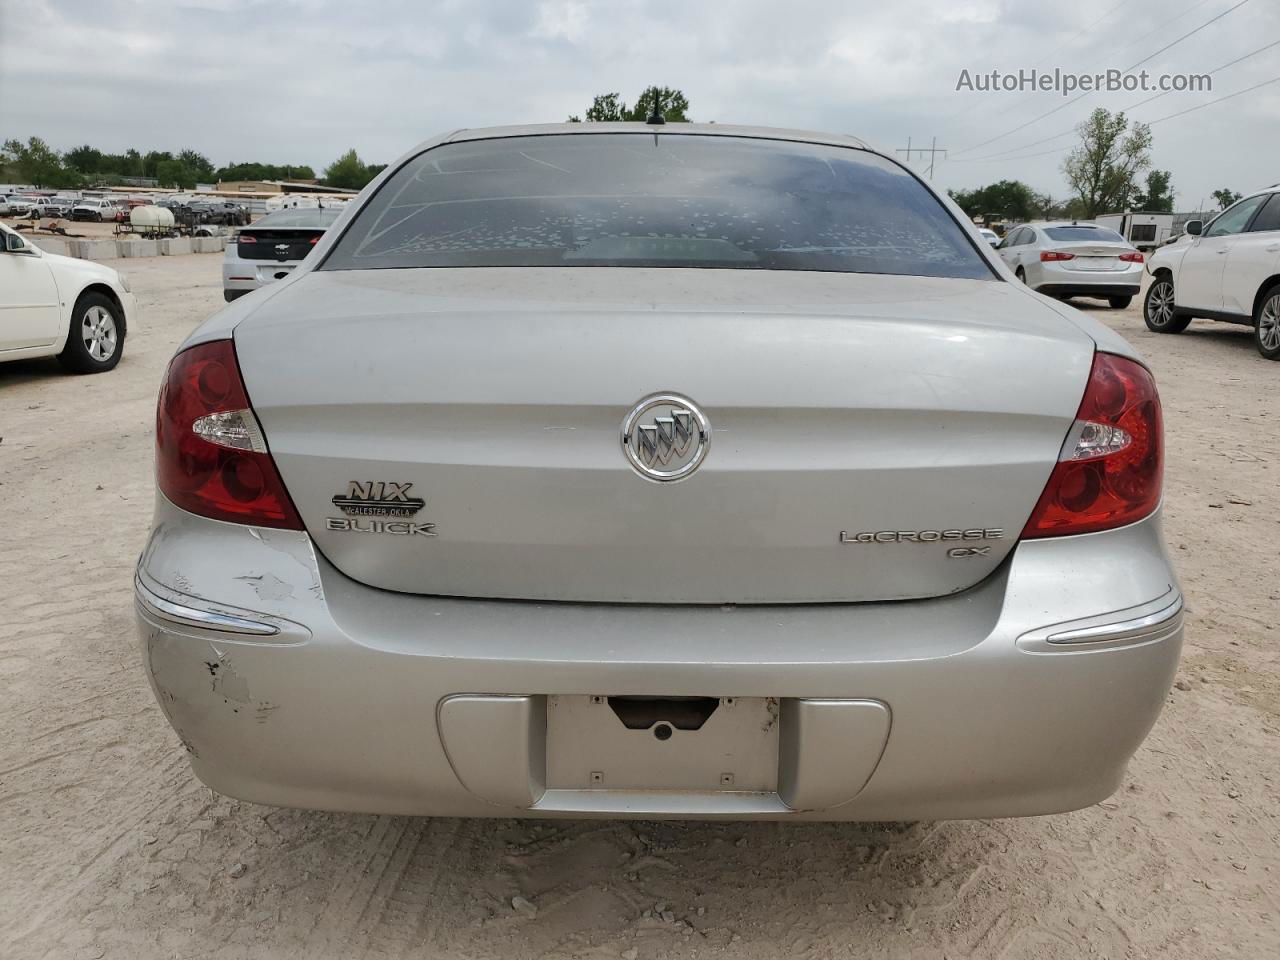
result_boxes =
[1144,186,1280,359]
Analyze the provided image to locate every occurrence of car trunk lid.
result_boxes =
[1050,242,1137,272]
[235,268,1094,604]
[237,229,323,262]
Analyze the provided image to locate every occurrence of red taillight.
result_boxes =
[238,234,256,243]
[1021,352,1162,539]
[1120,251,1144,263]
[156,340,302,529]
[309,235,320,244]
[1040,251,1075,262]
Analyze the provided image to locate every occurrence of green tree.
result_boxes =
[178,149,215,181]
[1,136,81,188]
[1211,188,1242,210]
[625,86,690,122]
[1132,170,1174,212]
[322,148,378,190]
[212,161,312,182]
[569,87,691,123]
[1061,108,1153,218]
[142,150,174,179]
[573,92,626,122]
[156,158,197,189]
[64,144,104,174]
[949,180,1054,222]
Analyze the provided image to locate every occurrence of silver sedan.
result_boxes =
[136,124,1181,821]
[998,221,1146,308]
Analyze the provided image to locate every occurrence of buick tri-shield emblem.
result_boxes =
[621,393,711,482]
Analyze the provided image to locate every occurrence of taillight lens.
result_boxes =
[156,340,302,529]
[1022,352,1162,538]
[1040,251,1075,262]
[309,235,320,244]
[1120,251,1144,263]
[238,234,256,243]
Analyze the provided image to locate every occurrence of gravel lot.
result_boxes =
[1,255,1276,959]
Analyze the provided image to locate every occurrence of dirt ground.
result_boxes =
[1,255,1276,960]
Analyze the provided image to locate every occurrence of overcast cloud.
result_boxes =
[1,0,1276,207]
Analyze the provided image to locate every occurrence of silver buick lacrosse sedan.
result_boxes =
[136,124,1181,820]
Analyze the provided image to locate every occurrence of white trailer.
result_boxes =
[1095,212,1175,252]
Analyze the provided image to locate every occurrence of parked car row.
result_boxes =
[3,194,79,217]
[157,197,250,226]
[2,193,250,226]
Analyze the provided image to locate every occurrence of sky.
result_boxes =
[1,0,1276,208]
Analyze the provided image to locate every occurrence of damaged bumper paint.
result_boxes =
[136,494,1183,821]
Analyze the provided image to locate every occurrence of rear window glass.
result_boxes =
[254,208,341,229]
[1043,225,1126,243]
[322,134,992,280]
[1247,194,1280,233]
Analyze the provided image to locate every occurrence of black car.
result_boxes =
[189,200,250,226]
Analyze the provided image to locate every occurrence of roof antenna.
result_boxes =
[645,88,666,126]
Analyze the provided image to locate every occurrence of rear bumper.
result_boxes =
[1035,282,1141,298]
[222,258,297,295]
[136,495,1182,820]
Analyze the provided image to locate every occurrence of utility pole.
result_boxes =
[896,136,948,178]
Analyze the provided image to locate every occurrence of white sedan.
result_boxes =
[0,222,136,372]
[997,221,1145,308]
[1144,186,1280,359]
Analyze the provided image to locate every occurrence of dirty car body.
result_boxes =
[136,124,1181,820]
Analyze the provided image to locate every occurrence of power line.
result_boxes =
[1125,36,1280,110]
[1146,73,1280,124]
[946,73,1280,165]
[1124,0,1250,72]
[950,0,1253,156]
[943,0,1137,127]
[947,145,1075,164]
[953,35,1280,163]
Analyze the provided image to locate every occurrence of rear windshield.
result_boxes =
[254,208,341,229]
[321,134,992,279]
[1043,225,1126,243]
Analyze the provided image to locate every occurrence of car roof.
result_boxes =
[441,122,873,152]
[1029,221,1113,229]
[254,207,341,228]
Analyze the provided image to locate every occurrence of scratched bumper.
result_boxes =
[136,493,1182,820]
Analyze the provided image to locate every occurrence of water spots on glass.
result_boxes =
[328,135,992,280]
